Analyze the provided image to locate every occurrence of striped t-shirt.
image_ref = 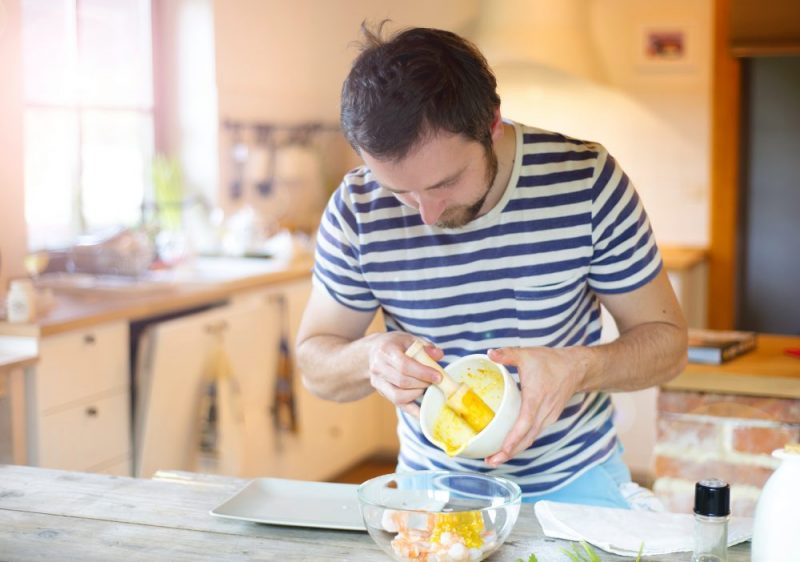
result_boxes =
[312,121,662,497]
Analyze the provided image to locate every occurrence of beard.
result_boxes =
[435,145,499,229]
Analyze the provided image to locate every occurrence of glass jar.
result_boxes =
[691,478,729,562]
[5,279,37,323]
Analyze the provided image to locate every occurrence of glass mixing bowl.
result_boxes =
[357,471,522,561]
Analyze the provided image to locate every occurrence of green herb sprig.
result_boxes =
[518,540,644,561]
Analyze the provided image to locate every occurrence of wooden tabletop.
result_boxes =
[664,333,800,398]
[0,465,750,561]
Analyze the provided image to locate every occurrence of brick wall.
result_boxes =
[653,389,800,516]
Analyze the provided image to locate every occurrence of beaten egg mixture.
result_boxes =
[431,361,504,456]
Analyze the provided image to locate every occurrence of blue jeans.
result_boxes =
[524,447,632,509]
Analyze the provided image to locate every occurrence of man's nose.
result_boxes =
[416,196,446,225]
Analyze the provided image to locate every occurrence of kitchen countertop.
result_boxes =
[0,464,750,561]
[659,246,706,271]
[0,336,38,371]
[0,254,314,337]
[0,246,703,339]
[663,333,800,398]
[0,351,37,371]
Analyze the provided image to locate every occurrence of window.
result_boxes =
[21,0,154,250]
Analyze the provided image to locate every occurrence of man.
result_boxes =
[296,23,687,507]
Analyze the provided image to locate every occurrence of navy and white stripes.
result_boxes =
[312,121,662,498]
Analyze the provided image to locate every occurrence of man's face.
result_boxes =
[361,132,499,228]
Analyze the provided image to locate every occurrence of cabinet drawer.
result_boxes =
[35,321,129,413]
[37,391,130,471]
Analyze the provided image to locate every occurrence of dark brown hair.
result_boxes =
[340,22,501,161]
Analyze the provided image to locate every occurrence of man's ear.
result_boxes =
[490,107,504,141]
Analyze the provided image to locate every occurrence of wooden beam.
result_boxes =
[730,0,800,55]
[709,0,742,329]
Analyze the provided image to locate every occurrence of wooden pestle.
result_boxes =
[405,340,495,432]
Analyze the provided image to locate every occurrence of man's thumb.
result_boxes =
[488,347,518,365]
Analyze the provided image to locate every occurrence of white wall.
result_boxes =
[211,0,712,247]
[211,0,481,216]
[0,0,27,293]
[153,0,219,205]
[213,0,480,123]
[590,0,711,246]
[473,0,711,248]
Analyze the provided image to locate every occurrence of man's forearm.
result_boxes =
[296,334,378,402]
[578,321,688,393]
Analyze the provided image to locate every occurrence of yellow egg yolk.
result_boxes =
[430,511,485,548]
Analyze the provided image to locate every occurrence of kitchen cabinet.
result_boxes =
[0,341,37,465]
[4,257,372,478]
[24,320,131,474]
[134,298,280,478]
[230,279,398,481]
[134,276,397,481]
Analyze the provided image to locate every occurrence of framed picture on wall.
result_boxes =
[636,24,697,72]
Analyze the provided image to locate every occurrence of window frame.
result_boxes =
[22,0,159,250]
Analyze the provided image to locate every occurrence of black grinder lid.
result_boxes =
[694,478,730,517]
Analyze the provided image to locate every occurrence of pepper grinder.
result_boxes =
[691,478,730,562]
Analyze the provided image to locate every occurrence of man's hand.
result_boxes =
[484,346,591,467]
[367,333,444,417]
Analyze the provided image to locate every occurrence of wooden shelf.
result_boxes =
[663,333,800,398]
[660,245,707,271]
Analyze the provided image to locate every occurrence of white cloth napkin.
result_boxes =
[534,500,753,557]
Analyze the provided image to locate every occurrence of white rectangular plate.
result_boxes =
[210,478,366,531]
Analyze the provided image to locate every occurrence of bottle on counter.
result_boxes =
[691,478,730,562]
[751,444,800,561]
[5,278,37,323]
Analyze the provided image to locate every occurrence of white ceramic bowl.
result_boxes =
[420,354,521,459]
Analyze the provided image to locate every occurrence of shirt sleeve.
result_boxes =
[312,183,380,311]
[588,146,662,294]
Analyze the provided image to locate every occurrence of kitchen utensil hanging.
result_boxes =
[255,125,276,198]
[228,123,248,201]
[223,121,339,206]
[198,320,246,473]
[271,294,298,438]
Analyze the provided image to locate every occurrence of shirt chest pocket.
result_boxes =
[514,276,587,346]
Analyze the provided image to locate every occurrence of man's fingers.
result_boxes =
[423,344,444,361]
[386,367,438,389]
[485,419,541,466]
[400,402,421,418]
[484,407,537,466]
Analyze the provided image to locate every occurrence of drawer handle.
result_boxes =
[204,320,229,335]
[84,334,96,345]
[86,406,98,417]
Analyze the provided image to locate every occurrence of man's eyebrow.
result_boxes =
[382,166,466,194]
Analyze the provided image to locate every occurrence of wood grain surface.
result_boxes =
[0,465,751,561]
